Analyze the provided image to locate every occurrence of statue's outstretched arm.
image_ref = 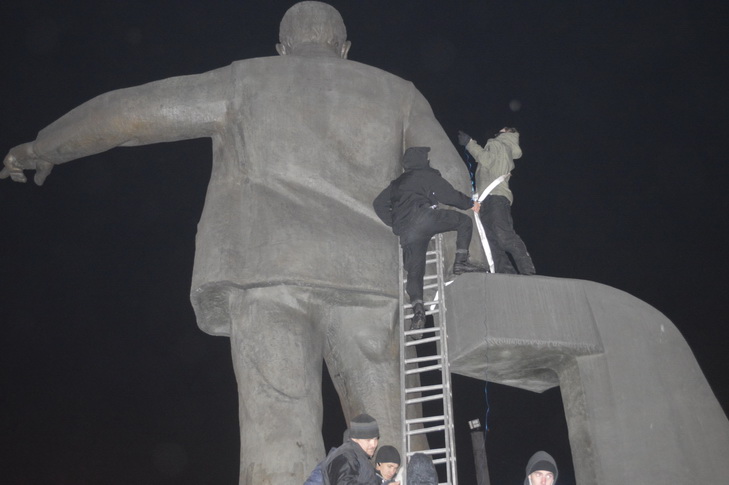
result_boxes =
[1,66,230,186]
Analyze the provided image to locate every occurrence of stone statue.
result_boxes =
[1,2,470,484]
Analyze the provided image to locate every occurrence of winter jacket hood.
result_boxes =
[497,131,522,159]
[402,146,432,171]
[523,451,558,485]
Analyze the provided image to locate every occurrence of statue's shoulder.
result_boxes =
[228,56,414,86]
[229,55,278,69]
[346,59,414,85]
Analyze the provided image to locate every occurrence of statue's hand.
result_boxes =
[1,143,54,185]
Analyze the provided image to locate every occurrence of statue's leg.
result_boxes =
[322,291,425,451]
[228,286,325,485]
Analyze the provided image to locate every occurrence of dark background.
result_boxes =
[1,1,727,484]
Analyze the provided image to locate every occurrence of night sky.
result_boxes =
[1,1,727,484]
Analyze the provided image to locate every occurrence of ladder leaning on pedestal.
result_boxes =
[399,233,458,485]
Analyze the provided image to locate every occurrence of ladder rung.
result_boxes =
[406,424,446,436]
[405,415,446,425]
[405,363,443,375]
[404,354,442,365]
[405,448,448,460]
[406,393,444,405]
[405,383,444,394]
[404,333,441,346]
[414,447,448,457]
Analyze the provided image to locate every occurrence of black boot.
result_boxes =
[453,250,488,275]
[410,301,426,338]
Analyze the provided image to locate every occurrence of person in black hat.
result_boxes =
[523,450,558,485]
[324,414,381,485]
[373,146,486,335]
[374,445,401,484]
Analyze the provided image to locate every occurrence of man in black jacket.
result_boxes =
[324,414,381,485]
[373,147,485,332]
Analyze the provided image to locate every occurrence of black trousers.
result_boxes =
[479,195,535,274]
[401,207,473,303]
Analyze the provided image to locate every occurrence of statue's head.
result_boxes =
[277,1,351,59]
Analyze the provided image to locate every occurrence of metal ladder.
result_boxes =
[399,234,458,485]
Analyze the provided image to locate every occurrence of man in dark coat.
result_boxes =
[324,414,381,485]
[373,147,485,332]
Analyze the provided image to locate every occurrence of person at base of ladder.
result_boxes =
[373,146,486,332]
[374,445,401,484]
[323,414,381,485]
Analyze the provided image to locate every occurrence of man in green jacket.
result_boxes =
[458,127,536,274]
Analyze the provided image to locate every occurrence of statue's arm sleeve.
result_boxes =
[32,66,231,164]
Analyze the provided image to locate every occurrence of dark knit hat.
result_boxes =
[375,445,401,465]
[349,413,379,439]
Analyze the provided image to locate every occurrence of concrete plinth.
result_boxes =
[446,274,729,485]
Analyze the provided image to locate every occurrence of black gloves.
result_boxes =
[457,130,471,146]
